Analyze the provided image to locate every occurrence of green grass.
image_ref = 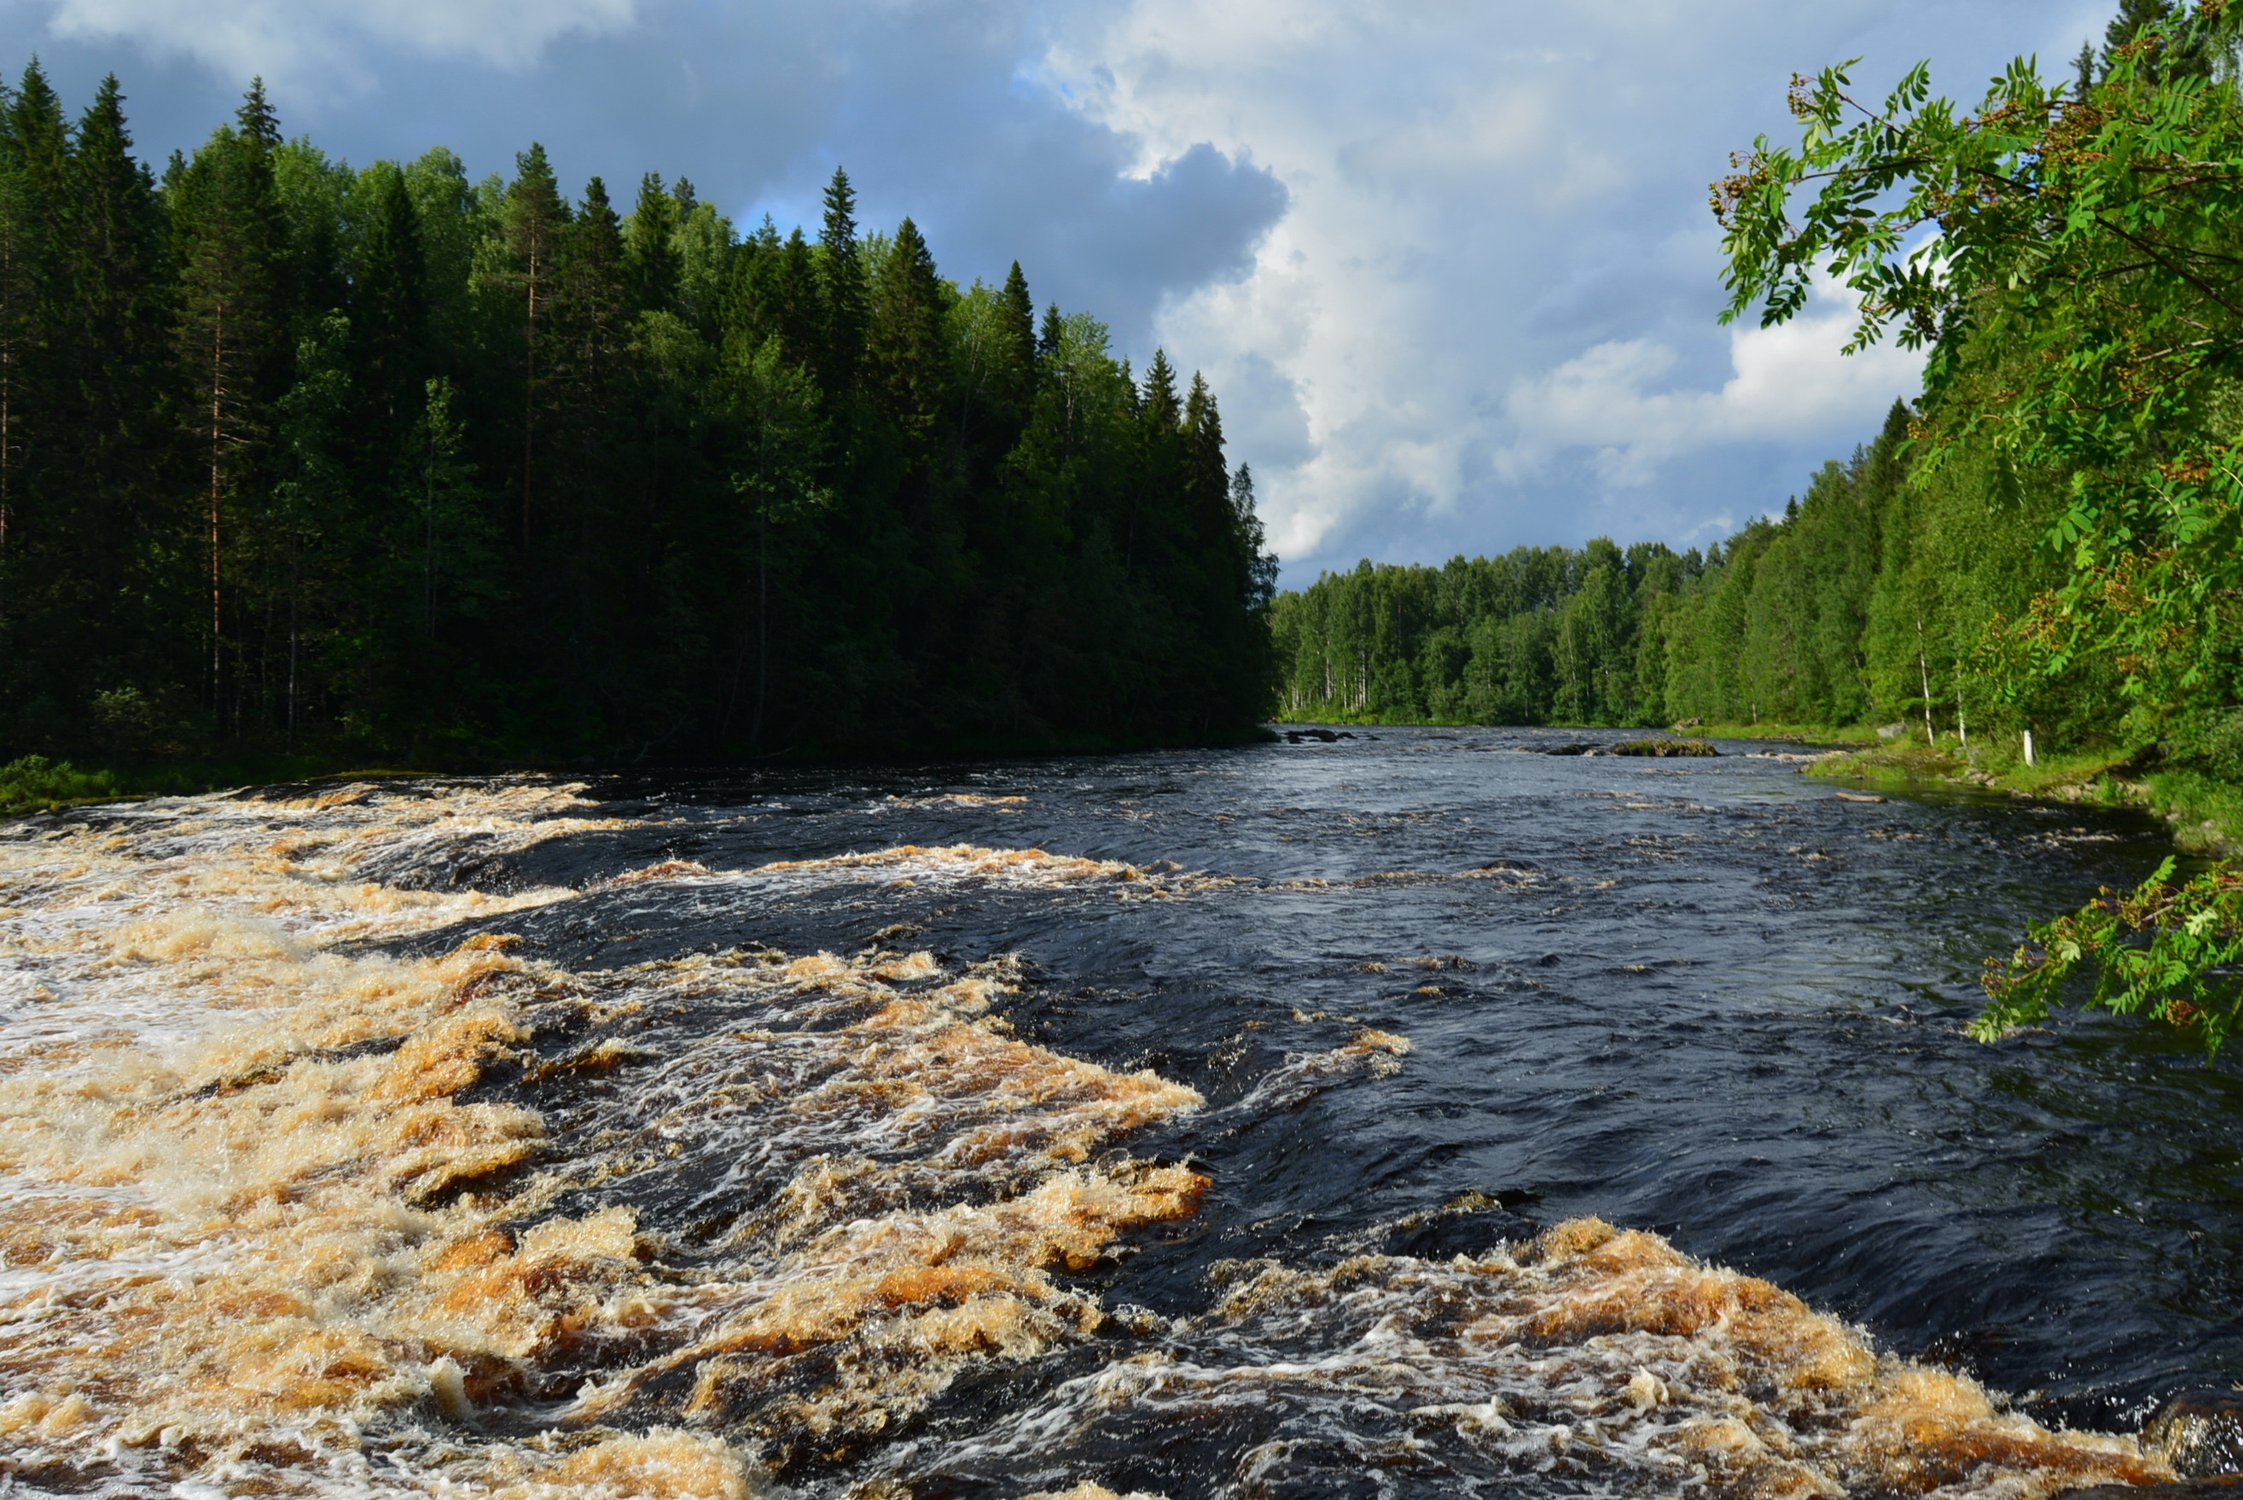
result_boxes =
[1803,742,1966,788]
[1691,720,1885,746]
[2140,766,2243,855]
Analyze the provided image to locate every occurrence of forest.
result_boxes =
[1269,395,2129,760]
[0,70,1279,765]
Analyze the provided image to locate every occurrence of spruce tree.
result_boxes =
[0,60,72,688]
[998,260,1035,420]
[866,215,948,458]
[351,163,429,437]
[64,75,170,701]
[2103,0,2186,78]
[624,170,680,315]
[816,166,864,396]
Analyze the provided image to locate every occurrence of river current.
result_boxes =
[2,727,2234,1497]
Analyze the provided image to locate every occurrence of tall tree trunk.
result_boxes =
[1955,666,1969,760]
[424,421,437,638]
[0,300,11,625]
[1916,618,1935,747]
[1,225,16,627]
[751,491,769,751]
[286,538,299,755]
[210,301,227,719]
[522,242,538,547]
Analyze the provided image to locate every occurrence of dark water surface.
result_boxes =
[5,728,2236,1497]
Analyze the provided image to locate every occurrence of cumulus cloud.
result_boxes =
[0,0,1287,360]
[23,0,635,96]
[1498,282,1926,490]
[1036,0,2069,579]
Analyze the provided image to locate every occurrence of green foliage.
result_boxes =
[1715,7,2243,740]
[1611,738,1717,758]
[1979,858,2243,1055]
[0,754,117,812]
[1712,1,2243,1058]
[1269,407,1944,733]
[2178,709,2243,783]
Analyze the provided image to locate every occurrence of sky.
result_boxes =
[1,0,2116,585]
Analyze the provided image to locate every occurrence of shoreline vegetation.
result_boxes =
[1270,711,2239,853]
[0,720,1289,816]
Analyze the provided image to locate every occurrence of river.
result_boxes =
[1,727,2233,1497]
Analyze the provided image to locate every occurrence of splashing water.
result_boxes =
[0,751,2211,1496]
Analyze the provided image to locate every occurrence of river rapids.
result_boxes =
[1,730,2233,1497]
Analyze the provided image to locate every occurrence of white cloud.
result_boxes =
[30,0,634,96]
[1035,0,2062,576]
[1498,283,1925,490]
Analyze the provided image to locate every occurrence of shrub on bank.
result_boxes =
[0,757,119,814]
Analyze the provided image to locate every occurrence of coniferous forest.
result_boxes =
[1269,396,2126,755]
[0,68,1279,766]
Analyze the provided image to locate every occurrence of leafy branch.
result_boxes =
[1978,857,2243,1055]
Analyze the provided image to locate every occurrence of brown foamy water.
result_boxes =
[0,778,2179,1497]
[0,784,1204,1495]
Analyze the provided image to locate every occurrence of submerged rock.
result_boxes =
[1611,738,1719,758]
[2149,1392,2243,1478]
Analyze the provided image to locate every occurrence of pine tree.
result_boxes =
[170,83,289,723]
[501,142,566,546]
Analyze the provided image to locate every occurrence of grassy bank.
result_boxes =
[1802,737,2243,855]
[0,754,441,817]
[1690,720,1885,746]
[1269,716,1886,742]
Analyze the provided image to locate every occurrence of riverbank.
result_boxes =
[1798,738,2242,856]
[1268,712,2239,850]
[0,754,448,816]
[0,724,1286,818]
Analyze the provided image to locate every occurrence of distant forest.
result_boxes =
[1270,398,2122,750]
[0,68,1278,764]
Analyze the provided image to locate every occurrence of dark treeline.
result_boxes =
[1272,397,2122,748]
[0,67,1278,764]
